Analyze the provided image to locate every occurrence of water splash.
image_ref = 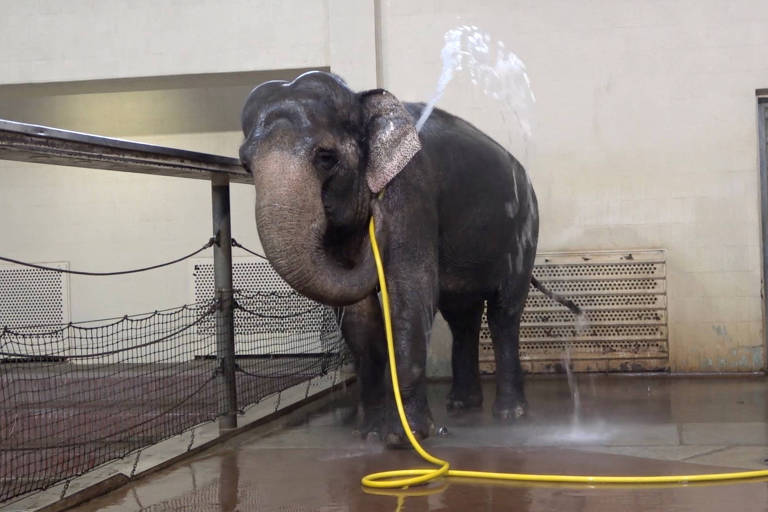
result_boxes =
[574,311,590,335]
[415,25,536,143]
[552,346,618,445]
[563,344,581,427]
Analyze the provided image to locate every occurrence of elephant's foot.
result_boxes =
[446,389,483,414]
[382,405,435,449]
[356,404,385,439]
[492,396,527,421]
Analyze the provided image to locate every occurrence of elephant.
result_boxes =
[239,71,581,447]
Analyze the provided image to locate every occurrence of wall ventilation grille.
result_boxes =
[192,250,668,373]
[191,258,330,354]
[0,262,69,330]
[480,250,669,373]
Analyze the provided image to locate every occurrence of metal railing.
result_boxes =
[0,118,248,431]
[0,119,345,504]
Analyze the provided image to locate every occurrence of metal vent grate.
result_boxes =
[191,257,327,352]
[0,262,69,329]
[193,258,295,299]
[480,250,668,373]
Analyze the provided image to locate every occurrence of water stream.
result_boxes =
[415,25,536,143]
[564,345,581,427]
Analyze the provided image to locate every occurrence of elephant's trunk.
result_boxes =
[252,150,379,307]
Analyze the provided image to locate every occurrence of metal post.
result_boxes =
[374,0,384,88]
[212,174,237,431]
[758,99,768,371]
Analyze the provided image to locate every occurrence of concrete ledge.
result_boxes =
[2,366,354,512]
[36,475,129,512]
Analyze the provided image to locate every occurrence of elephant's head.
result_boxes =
[239,71,420,306]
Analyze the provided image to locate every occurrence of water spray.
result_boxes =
[415,25,535,146]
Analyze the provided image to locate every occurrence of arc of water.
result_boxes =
[414,25,536,144]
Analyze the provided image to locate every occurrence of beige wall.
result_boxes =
[379,0,768,372]
[0,0,376,91]
[0,0,328,85]
[1,0,767,372]
[0,0,376,323]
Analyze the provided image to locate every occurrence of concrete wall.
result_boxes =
[0,0,328,85]
[1,0,767,372]
[0,0,376,323]
[378,0,768,373]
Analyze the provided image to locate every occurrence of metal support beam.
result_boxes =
[758,99,768,371]
[0,119,250,183]
[374,0,384,88]
[212,174,238,430]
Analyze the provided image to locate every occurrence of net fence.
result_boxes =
[232,290,346,406]
[0,290,346,503]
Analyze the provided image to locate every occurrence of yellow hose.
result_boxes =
[363,217,768,488]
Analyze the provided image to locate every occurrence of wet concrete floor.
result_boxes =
[69,375,768,511]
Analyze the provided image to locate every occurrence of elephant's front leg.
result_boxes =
[373,178,439,448]
[381,270,439,448]
[339,294,387,438]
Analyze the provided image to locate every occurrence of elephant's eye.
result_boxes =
[314,148,339,172]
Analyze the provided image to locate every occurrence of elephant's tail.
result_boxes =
[530,276,589,333]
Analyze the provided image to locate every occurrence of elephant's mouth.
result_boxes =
[322,222,369,270]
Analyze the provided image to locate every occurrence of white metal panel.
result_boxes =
[480,250,669,373]
[190,257,327,354]
[0,261,70,329]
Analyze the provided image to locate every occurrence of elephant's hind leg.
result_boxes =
[486,280,530,420]
[440,299,485,412]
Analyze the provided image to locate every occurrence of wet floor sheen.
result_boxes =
[69,375,768,511]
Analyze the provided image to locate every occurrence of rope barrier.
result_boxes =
[0,237,270,275]
[231,238,268,259]
[0,302,216,358]
[233,299,323,319]
[0,238,215,276]
[234,359,330,379]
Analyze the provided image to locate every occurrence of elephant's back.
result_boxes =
[405,103,528,202]
[405,103,538,296]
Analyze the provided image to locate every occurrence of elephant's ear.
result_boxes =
[360,89,421,194]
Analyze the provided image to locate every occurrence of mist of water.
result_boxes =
[548,345,618,446]
[563,344,581,426]
[415,25,536,144]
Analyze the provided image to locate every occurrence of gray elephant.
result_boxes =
[239,71,580,447]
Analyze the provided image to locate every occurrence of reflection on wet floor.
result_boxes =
[69,375,768,511]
